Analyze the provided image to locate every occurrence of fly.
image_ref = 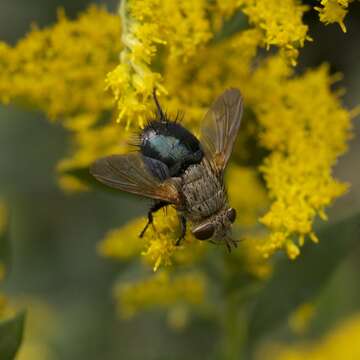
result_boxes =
[90,88,243,251]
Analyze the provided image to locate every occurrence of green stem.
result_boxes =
[223,296,240,360]
[222,293,247,360]
[220,255,250,360]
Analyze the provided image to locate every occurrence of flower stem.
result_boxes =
[222,292,247,360]
[220,254,250,360]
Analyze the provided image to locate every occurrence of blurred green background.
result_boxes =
[0,1,360,359]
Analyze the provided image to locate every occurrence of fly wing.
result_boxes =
[200,88,243,173]
[90,153,181,204]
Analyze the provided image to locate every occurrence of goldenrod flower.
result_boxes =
[115,271,207,318]
[254,61,351,259]
[0,6,120,123]
[107,0,212,127]
[227,165,268,227]
[238,0,310,65]
[288,302,316,335]
[0,6,126,188]
[98,207,206,271]
[315,0,352,32]
[14,298,59,360]
[0,1,356,323]
[98,217,145,260]
[260,312,360,360]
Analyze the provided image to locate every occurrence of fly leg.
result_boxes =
[139,201,168,238]
[175,215,187,246]
[225,237,240,253]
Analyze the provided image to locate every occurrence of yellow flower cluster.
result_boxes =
[160,26,352,260]
[237,0,310,64]
[315,0,351,32]
[98,217,144,260]
[227,165,268,227]
[253,59,351,259]
[0,6,123,185]
[98,207,206,271]
[0,3,354,267]
[261,312,360,360]
[115,271,206,318]
[0,6,120,122]
[107,0,212,127]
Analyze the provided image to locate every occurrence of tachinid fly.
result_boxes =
[90,88,243,251]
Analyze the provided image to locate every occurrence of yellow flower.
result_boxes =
[238,0,310,65]
[213,0,311,65]
[115,271,207,318]
[253,59,351,259]
[97,217,145,260]
[315,0,351,32]
[0,3,355,262]
[0,6,124,186]
[107,0,212,127]
[162,34,352,260]
[138,206,205,272]
[227,165,268,227]
[98,207,206,271]
[14,298,59,360]
[259,312,360,360]
[0,6,120,123]
[288,302,316,335]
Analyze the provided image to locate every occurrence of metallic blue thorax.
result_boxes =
[146,131,191,162]
[140,120,203,179]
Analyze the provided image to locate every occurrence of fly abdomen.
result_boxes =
[181,161,227,220]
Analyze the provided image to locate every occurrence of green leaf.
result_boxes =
[0,311,26,360]
[247,213,360,350]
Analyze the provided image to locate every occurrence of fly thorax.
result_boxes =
[145,131,189,162]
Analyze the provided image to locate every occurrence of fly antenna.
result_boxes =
[152,88,165,121]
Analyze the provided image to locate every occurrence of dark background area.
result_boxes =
[0,1,359,359]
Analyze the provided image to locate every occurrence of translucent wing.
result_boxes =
[200,88,243,173]
[90,153,181,204]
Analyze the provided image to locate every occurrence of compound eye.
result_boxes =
[192,223,215,240]
[227,208,237,223]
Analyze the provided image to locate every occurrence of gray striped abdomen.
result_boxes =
[181,160,227,222]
